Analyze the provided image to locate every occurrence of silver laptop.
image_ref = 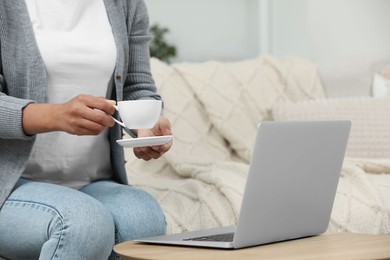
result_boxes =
[135,120,351,249]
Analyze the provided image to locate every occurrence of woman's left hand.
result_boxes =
[133,115,173,161]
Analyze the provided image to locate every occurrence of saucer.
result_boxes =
[116,135,172,148]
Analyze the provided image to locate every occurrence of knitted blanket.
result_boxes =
[124,57,390,235]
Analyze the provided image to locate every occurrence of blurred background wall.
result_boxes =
[144,0,390,64]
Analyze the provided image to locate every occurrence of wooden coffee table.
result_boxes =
[114,232,390,260]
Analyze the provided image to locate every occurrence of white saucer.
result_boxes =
[116,135,173,148]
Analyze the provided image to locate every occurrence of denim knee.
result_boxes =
[0,193,115,260]
[81,182,167,242]
[116,188,167,242]
[40,196,115,260]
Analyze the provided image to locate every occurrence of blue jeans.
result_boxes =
[0,179,166,260]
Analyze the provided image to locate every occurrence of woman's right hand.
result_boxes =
[22,94,116,136]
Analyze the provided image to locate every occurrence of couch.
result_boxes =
[123,55,390,235]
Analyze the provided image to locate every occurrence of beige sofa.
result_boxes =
[124,56,390,235]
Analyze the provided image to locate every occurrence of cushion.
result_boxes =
[372,65,390,98]
[272,97,390,158]
[173,55,325,162]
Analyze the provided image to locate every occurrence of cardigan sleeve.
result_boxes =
[0,92,35,140]
[0,74,35,140]
[0,31,35,140]
[122,0,162,102]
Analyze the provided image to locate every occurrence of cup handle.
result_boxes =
[111,105,127,128]
[111,116,127,128]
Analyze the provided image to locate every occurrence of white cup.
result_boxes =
[112,100,162,129]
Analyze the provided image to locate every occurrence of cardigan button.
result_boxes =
[115,75,122,80]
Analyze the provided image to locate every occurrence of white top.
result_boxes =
[23,0,117,188]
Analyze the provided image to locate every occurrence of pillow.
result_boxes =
[173,55,326,162]
[372,65,390,98]
[272,97,390,158]
[316,58,376,97]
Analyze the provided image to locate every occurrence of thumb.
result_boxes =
[155,116,172,136]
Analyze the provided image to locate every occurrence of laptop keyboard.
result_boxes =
[183,232,234,242]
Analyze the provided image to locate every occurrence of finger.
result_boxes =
[136,145,165,160]
[92,109,116,127]
[70,118,108,135]
[150,139,173,153]
[81,95,116,116]
[133,148,152,161]
[80,117,109,133]
[141,146,164,159]
[69,97,114,128]
[159,117,172,134]
[82,108,115,128]
[70,95,114,126]
[103,99,116,106]
[137,129,153,138]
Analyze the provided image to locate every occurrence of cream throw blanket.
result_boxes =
[124,56,390,235]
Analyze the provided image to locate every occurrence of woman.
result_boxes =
[0,0,172,259]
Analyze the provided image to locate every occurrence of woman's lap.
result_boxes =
[80,180,166,243]
[0,179,166,260]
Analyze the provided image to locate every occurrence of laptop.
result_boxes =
[134,120,351,249]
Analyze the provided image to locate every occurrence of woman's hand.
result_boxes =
[22,94,116,136]
[133,115,173,161]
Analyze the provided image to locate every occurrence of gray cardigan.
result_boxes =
[0,0,161,209]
